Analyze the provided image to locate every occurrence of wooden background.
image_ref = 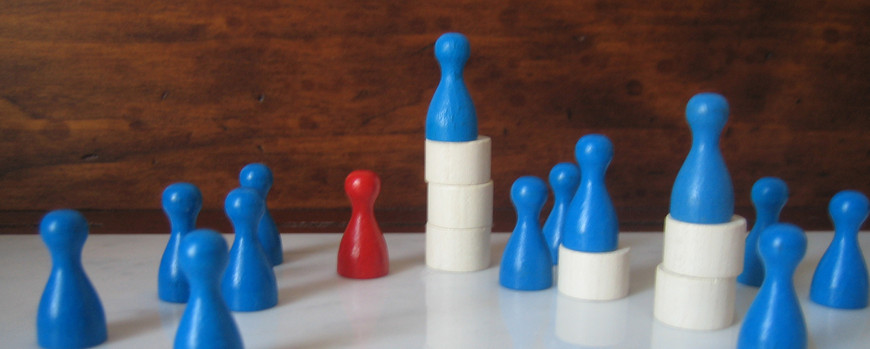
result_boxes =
[1,0,868,233]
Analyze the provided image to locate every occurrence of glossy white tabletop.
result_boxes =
[1,232,868,349]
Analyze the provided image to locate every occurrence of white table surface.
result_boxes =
[1,232,869,349]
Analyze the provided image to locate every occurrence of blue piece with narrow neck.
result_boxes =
[426,32,478,142]
[670,93,734,224]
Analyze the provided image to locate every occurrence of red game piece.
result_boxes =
[337,170,390,279]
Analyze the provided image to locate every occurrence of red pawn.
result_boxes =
[337,170,389,279]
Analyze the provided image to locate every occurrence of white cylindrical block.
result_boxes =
[653,264,736,331]
[425,136,491,185]
[662,214,747,278]
[558,245,631,301]
[427,181,493,229]
[426,223,491,272]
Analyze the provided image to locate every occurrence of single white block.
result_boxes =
[653,263,736,331]
[427,181,493,229]
[662,214,747,278]
[558,245,631,301]
[425,136,491,185]
[426,223,491,272]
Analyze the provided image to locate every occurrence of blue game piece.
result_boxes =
[425,32,478,142]
[240,163,283,266]
[221,187,278,311]
[561,134,619,252]
[542,162,580,265]
[500,176,552,291]
[810,190,870,309]
[670,93,735,224]
[738,223,808,349]
[738,177,788,287]
[175,229,244,349]
[37,210,107,349]
[158,183,203,303]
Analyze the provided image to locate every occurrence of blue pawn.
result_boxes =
[37,210,107,349]
[738,177,789,287]
[670,93,735,224]
[500,176,552,291]
[240,163,283,266]
[738,223,808,349]
[222,187,278,311]
[159,183,203,303]
[425,32,478,142]
[542,162,580,265]
[562,134,619,252]
[810,190,870,309]
[175,229,243,349]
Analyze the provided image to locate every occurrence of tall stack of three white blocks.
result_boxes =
[425,136,493,272]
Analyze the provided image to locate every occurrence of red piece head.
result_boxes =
[345,170,380,208]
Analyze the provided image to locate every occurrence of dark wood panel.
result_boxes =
[1,0,868,231]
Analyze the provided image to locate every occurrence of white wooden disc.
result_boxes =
[425,223,491,272]
[425,136,491,185]
[653,263,736,330]
[427,181,493,229]
[662,214,747,278]
[557,245,631,301]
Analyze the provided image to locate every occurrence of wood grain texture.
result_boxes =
[1,0,868,232]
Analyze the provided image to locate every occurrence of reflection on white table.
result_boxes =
[1,233,868,348]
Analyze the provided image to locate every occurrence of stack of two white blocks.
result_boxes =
[654,214,748,330]
[425,136,493,272]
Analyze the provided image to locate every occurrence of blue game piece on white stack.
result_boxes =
[738,223,808,349]
[669,93,734,224]
[426,32,477,142]
[562,134,619,252]
[542,162,580,265]
[37,210,107,349]
[653,93,748,330]
[738,177,789,287]
[240,163,283,266]
[222,187,278,311]
[159,183,203,303]
[557,134,630,301]
[425,32,494,273]
[175,229,244,349]
[810,190,869,309]
[500,176,552,291]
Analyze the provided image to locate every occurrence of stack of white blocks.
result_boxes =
[559,244,631,301]
[425,136,493,272]
[653,214,747,330]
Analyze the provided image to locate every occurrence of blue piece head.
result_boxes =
[162,183,203,218]
[759,223,807,273]
[225,187,265,226]
[435,33,470,74]
[180,229,229,280]
[751,177,788,222]
[40,209,89,252]
[575,134,614,173]
[686,93,729,138]
[829,190,870,233]
[239,163,273,195]
[548,162,581,195]
[752,177,789,209]
[511,176,549,217]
